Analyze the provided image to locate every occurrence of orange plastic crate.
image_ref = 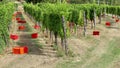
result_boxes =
[13,46,28,54]
[13,47,20,54]
[20,47,25,54]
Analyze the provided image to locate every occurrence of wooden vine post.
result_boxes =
[93,8,96,29]
[62,15,68,55]
[98,10,102,24]
[98,5,102,24]
[85,10,88,27]
[83,11,86,36]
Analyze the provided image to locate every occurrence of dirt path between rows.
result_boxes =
[0,4,59,68]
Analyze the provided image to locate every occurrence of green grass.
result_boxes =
[55,34,101,68]
[35,43,43,49]
[56,37,120,68]
[25,23,33,32]
[52,45,65,57]
[56,48,65,57]
[56,45,97,68]
[84,35,93,40]
[52,45,75,57]
[56,60,81,68]
[0,39,6,54]
[84,38,120,68]
[0,48,4,54]
[31,39,43,49]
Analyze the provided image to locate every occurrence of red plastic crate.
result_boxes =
[34,24,40,29]
[23,46,28,53]
[69,22,74,27]
[17,20,26,23]
[105,22,111,27]
[31,33,38,38]
[16,11,22,14]
[13,47,20,54]
[13,13,17,17]
[20,46,28,54]
[16,17,21,21]
[19,26,25,30]
[10,34,19,40]
[93,31,100,35]
[112,16,115,19]
[116,19,119,22]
